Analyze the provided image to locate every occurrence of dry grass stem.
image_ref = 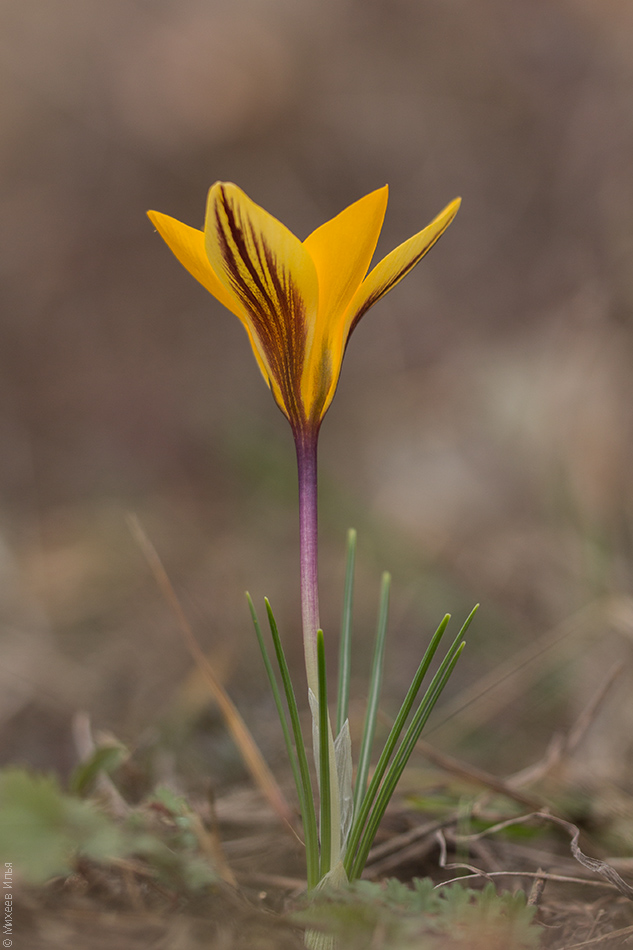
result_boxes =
[527,867,547,907]
[126,514,297,836]
[429,600,620,743]
[415,739,543,809]
[508,661,625,789]
[559,922,633,948]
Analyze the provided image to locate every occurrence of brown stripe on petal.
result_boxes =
[305,345,333,430]
[215,187,308,428]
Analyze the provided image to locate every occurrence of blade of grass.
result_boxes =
[264,598,320,890]
[343,612,452,872]
[350,641,466,880]
[353,572,391,817]
[127,514,296,835]
[336,528,356,735]
[247,595,305,828]
[317,629,331,878]
[349,608,476,879]
[374,607,477,812]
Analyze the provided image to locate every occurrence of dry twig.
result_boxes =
[127,514,297,837]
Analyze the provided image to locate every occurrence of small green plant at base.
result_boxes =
[0,767,127,884]
[294,878,541,950]
[0,766,219,892]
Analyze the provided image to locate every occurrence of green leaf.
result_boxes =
[0,768,124,883]
[263,597,320,890]
[353,572,391,816]
[150,784,190,815]
[247,593,303,811]
[348,606,477,880]
[69,743,128,796]
[344,612,452,877]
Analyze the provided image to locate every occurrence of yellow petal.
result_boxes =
[147,208,272,387]
[344,197,461,341]
[300,186,389,423]
[303,185,388,333]
[204,182,319,428]
[146,210,243,319]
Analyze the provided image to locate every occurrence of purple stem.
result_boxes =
[295,430,320,696]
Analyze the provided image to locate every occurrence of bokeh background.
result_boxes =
[1,0,633,798]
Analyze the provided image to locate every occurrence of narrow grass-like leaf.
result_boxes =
[317,630,332,877]
[265,598,320,890]
[349,607,477,879]
[343,612,451,873]
[337,528,356,735]
[350,641,466,880]
[353,572,391,816]
[247,594,304,826]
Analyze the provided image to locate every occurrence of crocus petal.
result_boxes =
[204,182,319,430]
[147,209,271,384]
[301,186,388,421]
[343,197,462,342]
[303,185,388,336]
[146,210,243,318]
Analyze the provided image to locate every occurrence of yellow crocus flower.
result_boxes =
[148,183,460,438]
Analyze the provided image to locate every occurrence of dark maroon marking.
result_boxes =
[214,186,310,430]
[305,346,332,429]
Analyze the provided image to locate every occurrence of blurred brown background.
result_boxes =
[1,0,633,793]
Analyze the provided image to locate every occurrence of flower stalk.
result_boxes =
[296,428,344,874]
[295,430,321,698]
